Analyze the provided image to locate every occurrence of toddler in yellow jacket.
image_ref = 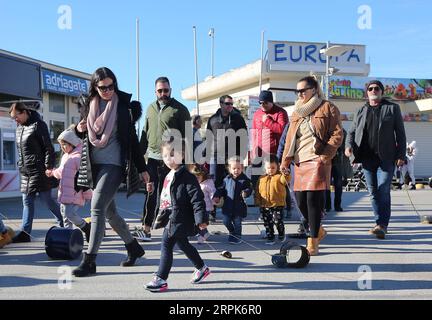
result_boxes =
[255,155,291,244]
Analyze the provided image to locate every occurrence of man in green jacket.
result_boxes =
[134,77,191,242]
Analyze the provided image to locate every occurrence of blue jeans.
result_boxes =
[157,228,204,280]
[362,157,395,228]
[222,214,242,237]
[21,190,63,234]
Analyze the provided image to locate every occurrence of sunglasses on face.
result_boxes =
[368,86,381,92]
[97,84,115,93]
[157,88,170,94]
[294,87,313,95]
[223,102,234,106]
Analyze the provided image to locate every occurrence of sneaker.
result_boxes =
[265,237,275,245]
[228,235,241,244]
[12,231,31,243]
[145,275,168,292]
[131,225,143,236]
[134,229,152,242]
[191,265,211,284]
[369,225,387,239]
[334,206,343,212]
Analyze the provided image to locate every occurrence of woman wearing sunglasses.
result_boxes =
[73,67,152,277]
[280,76,342,256]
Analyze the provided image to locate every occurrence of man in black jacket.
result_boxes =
[206,95,248,189]
[345,80,406,239]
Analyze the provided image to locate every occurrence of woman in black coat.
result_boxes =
[72,67,152,277]
[9,102,63,243]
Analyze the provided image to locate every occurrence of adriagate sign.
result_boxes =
[41,69,90,97]
[268,40,368,75]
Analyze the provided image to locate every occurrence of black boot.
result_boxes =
[121,239,145,267]
[80,223,91,243]
[72,253,97,277]
[12,231,31,243]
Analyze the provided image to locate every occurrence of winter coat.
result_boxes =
[255,173,289,208]
[51,144,92,206]
[214,173,252,218]
[200,178,216,212]
[251,104,288,159]
[161,166,207,238]
[140,98,191,159]
[346,99,406,163]
[206,107,248,160]
[281,100,343,168]
[75,90,147,197]
[16,111,57,194]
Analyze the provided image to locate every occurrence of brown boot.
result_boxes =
[306,237,319,256]
[317,226,327,243]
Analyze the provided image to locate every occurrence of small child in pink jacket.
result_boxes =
[190,164,215,244]
[46,127,92,242]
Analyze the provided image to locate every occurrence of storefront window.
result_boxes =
[2,141,16,170]
[50,120,65,165]
[49,93,65,114]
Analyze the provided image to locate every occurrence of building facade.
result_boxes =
[0,49,91,198]
[181,40,432,178]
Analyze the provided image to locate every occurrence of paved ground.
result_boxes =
[1,188,432,300]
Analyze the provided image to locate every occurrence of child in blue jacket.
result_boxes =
[213,156,252,244]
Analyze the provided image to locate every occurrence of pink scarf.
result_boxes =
[87,92,118,148]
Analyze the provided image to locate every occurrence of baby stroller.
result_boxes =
[345,164,367,192]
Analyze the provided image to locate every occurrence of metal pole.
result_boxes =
[136,18,141,133]
[325,41,330,100]
[210,28,214,78]
[259,30,265,92]
[193,26,199,115]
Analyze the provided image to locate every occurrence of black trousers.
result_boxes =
[261,207,285,239]
[325,164,343,210]
[295,191,324,238]
[141,158,170,227]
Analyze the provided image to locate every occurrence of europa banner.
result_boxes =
[328,76,432,101]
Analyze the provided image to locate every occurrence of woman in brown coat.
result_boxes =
[280,76,342,255]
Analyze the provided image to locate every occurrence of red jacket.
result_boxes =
[251,104,288,159]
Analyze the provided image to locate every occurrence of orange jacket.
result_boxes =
[281,100,343,169]
[255,173,290,207]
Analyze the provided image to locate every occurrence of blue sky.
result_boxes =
[1,0,431,115]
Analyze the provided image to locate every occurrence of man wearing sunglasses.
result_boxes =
[345,80,406,239]
[206,95,248,189]
[136,77,191,242]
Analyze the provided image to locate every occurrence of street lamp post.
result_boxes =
[320,42,353,99]
[208,28,215,78]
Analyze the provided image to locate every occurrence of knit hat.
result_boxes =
[57,128,81,147]
[367,80,384,92]
[259,90,273,103]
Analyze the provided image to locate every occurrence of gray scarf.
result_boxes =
[293,94,323,118]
